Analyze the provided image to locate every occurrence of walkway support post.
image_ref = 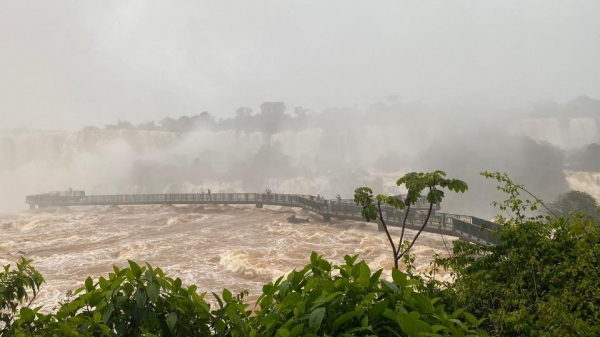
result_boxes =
[323,214,331,222]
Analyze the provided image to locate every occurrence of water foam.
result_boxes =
[1,205,457,312]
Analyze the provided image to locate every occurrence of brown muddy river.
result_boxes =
[0,205,455,310]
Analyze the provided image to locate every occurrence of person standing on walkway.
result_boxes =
[207,189,211,201]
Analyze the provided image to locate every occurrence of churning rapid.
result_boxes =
[0,204,454,311]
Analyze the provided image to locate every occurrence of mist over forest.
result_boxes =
[3,3,600,335]
[2,95,599,218]
[1,0,598,219]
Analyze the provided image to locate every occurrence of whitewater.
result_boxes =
[0,204,454,311]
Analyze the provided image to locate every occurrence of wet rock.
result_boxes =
[287,215,310,224]
[16,250,27,255]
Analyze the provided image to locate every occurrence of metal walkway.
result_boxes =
[26,192,500,245]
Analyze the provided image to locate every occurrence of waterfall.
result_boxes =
[518,118,562,146]
[568,118,599,149]
[0,129,178,212]
[565,170,600,202]
[518,117,599,149]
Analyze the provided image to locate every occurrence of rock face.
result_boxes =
[287,215,310,224]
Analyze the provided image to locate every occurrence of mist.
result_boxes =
[1,96,599,218]
[2,1,600,130]
[2,1,600,217]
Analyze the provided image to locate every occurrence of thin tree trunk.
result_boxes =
[397,203,412,250]
[377,201,398,268]
[398,202,434,260]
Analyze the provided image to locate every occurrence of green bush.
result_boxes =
[2,254,485,336]
[0,258,44,335]
[427,172,600,336]
[7,260,251,337]
[251,252,486,336]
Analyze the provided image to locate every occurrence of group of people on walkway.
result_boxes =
[200,188,212,200]
[263,189,273,201]
[313,193,343,204]
[194,188,346,204]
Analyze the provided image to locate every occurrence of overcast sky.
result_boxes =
[1,1,599,130]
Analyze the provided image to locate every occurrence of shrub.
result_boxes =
[3,255,485,336]
[6,260,251,336]
[252,252,486,336]
[0,258,44,335]
[428,172,600,336]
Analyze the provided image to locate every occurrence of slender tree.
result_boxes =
[354,171,467,269]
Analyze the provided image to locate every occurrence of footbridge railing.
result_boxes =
[26,192,500,245]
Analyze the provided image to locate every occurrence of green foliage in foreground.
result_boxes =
[423,172,600,336]
[0,258,44,335]
[353,170,600,336]
[252,252,485,336]
[1,253,485,336]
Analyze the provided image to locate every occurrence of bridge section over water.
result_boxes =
[26,192,500,246]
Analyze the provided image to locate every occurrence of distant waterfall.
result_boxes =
[0,129,178,169]
[568,118,599,148]
[0,129,329,212]
[519,117,598,149]
[518,118,562,146]
[0,129,179,212]
[565,170,600,202]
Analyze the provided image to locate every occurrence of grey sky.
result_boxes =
[1,1,599,130]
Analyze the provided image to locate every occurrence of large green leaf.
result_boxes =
[166,312,177,332]
[135,289,147,308]
[392,268,407,287]
[309,307,326,331]
[222,288,233,302]
[290,323,305,337]
[396,312,432,337]
[128,260,142,278]
[411,292,434,313]
[85,276,94,292]
[19,307,35,323]
[333,311,356,331]
[147,281,160,302]
[369,300,388,320]
[359,262,371,289]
